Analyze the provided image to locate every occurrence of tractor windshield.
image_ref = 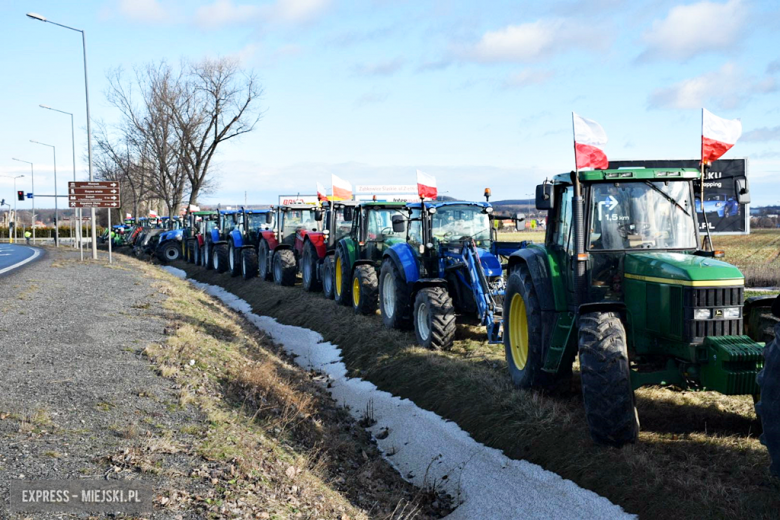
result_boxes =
[367,208,407,241]
[332,207,353,241]
[431,205,492,248]
[247,213,273,232]
[589,181,697,250]
[282,210,321,241]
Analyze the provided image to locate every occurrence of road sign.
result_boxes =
[67,181,121,208]
[68,194,119,202]
[68,187,120,195]
[68,181,119,189]
[69,201,120,208]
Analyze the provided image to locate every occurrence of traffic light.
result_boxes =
[17,191,24,201]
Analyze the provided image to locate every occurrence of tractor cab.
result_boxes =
[276,204,321,247]
[317,200,358,248]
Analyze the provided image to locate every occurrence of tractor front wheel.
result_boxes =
[204,244,213,270]
[578,312,639,447]
[257,240,270,280]
[333,249,352,306]
[379,260,411,329]
[241,247,258,280]
[214,244,230,273]
[273,249,297,286]
[413,287,456,350]
[322,255,335,299]
[228,243,241,277]
[756,320,780,477]
[161,242,181,263]
[352,265,379,315]
[302,241,322,292]
[193,244,200,266]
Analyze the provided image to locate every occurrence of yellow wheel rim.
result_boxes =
[352,276,360,307]
[335,257,342,296]
[508,293,529,370]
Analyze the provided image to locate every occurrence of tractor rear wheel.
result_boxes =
[273,249,297,286]
[214,244,230,273]
[257,240,270,280]
[204,244,213,270]
[161,242,181,263]
[413,287,456,350]
[379,260,411,329]
[228,243,241,277]
[193,244,200,266]
[302,241,322,292]
[503,265,561,389]
[352,265,379,315]
[187,241,196,264]
[578,312,639,447]
[333,249,352,306]
[241,247,258,280]
[756,321,780,477]
[322,255,335,299]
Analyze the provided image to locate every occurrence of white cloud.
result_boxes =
[117,0,169,23]
[354,91,389,107]
[503,69,554,88]
[353,58,404,77]
[194,0,332,29]
[459,19,609,63]
[639,0,747,62]
[648,62,776,109]
[742,126,780,142]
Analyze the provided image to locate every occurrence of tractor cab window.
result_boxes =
[330,206,353,242]
[247,213,273,232]
[430,205,491,249]
[282,210,321,244]
[589,181,697,250]
[367,208,406,241]
[553,186,574,252]
[408,209,423,248]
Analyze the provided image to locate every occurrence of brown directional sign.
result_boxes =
[69,201,120,208]
[69,188,120,195]
[68,181,121,208]
[68,194,120,202]
[68,181,120,189]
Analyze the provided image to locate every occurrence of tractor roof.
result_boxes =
[407,201,491,210]
[321,200,359,208]
[279,203,317,210]
[219,209,239,214]
[241,209,272,214]
[359,201,408,209]
[188,210,216,216]
[553,167,700,184]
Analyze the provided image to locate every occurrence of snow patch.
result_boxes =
[161,266,633,519]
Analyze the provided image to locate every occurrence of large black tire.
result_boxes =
[241,247,258,280]
[186,240,196,264]
[273,249,297,286]
[161,242,181,263]
[228,242,241,277]
[322,255,335,300]
[379,259,411,329]
[413,287,456,350]
[204,243,213,270]
[214,244,230,273]
[333,248,352,306]
[193,243,201,266]
[579,312,639,447]
[301,241,322,292]
[352,264,379,315]
[503,266,561,389]
[257,240,270,280]
[756,321,780,477]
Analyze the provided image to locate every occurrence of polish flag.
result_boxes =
[702,108,742,164]
[317,182,328,202]
[573,112,609,170]
[149,210,158,218]
[416,170,437,200]
[331,174,353,201]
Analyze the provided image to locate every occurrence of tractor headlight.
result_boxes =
[722,307,740,319]
[694,309,712,320]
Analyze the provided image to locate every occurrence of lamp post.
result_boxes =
[0,175,25,244]
[40,105,80,250]
[11,158,34,244]
[30,140,59,246]
[27,12,97,259]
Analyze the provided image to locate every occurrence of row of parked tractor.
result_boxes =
[112,168,780,478]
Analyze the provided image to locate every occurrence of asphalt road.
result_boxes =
[0,244,41,276]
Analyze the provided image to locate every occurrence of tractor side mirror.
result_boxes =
[391,214,406,233]
[535,183,554,210]
[343,206,354,222]
[735,178,750,205]
[314,208,323,221]
[265,212,273,224]
[515,213,526,231]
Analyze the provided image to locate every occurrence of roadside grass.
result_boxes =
[176,260,780,520]
[128,259,445,519]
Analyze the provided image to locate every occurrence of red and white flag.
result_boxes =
[702,108,742,164]
[317,182,328,202]
[573,112,609,170]
[416,170,437,200]
[149,210,158,218]
[332,174,352,201]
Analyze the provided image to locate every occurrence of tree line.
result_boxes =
[95,56,263,220]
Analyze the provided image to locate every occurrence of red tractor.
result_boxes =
[258,204,323,286]
[298,200,358,296]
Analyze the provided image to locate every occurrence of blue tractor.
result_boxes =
[155,217,184,263]
[227,207,274,278]
[205,209,240,274]
[377,200,523,350]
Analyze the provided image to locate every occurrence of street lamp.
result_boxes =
[11,158,35,244]
[30,140,59,246]
[0,175,24,244]
[27,12,97,259]
[40,104,80,251]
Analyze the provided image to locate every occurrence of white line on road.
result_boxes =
[0,247,41,275]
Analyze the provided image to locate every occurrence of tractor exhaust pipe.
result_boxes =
[572,171,587,307]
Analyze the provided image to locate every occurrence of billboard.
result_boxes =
[278,194,318,205]
[608,158,749,235]
[354,184,426,202]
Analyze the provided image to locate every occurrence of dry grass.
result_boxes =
[175,260,780,520]
[126,258,446,519]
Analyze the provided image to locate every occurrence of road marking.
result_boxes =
[0,247,42,275]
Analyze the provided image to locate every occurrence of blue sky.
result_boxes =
[0,0,778,210]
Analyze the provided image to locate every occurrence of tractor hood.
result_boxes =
[624,253,744,285]
[477,248,502,277]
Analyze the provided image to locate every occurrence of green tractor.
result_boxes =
[332,201,409,314]
[503,167,780,473]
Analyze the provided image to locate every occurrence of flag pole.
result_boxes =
[700,109,713,251]
[571,112,586,307]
